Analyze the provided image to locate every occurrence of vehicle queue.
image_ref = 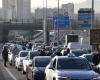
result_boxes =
[2,42,100,80]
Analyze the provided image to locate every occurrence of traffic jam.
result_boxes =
[1,30,100,80]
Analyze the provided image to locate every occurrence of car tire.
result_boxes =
[53,77,56,80]
[17,67,20,71]
[44,76,47,80]
[10,62,12,66]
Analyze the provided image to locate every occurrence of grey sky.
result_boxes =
[0,0,100,13]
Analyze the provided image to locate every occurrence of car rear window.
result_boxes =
[72,51,89,56]
[57,58,91,70]
[20,52,28,57]
[30,52,39,59]
[35,58,51,67]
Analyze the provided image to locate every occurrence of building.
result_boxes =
[62,3,74,19]
[0,8,4,20]
[2,0,16,21]
[2,0,31,22]
[34,3,74,20]
[17,0,31,22]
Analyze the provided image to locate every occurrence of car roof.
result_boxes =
[20,50,29,52]
[71,49,84,51]
[54,56,86,60]
[81,54,92,56]
[34,56,52,59]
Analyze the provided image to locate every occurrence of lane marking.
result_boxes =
[5,67,17,80]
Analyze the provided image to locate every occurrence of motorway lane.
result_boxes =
[0,56,14,80]
[0,54,26,80]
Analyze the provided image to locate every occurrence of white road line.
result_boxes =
[5,67,17,80]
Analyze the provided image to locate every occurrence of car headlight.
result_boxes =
[92,77,100,80]
[57,76,69,80]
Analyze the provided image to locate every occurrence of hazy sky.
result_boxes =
[0,0,100,13]
[0,0,86,8]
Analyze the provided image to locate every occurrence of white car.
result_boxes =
[45,56,100,80]
[15,50,29,71]
[8,44,23,66]
[22,51,39,74]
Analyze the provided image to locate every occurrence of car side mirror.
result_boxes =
[49,65,55,70]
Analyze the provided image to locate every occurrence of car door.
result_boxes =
[46,58,57,80]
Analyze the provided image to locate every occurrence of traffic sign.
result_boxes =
[53,15,70,29]
[90,29,100,45]
[78,8,94,28]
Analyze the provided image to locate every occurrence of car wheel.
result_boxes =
[17,66,20,71]
[53,77,56,80]
[10,62,12,66]
[44,76,47,80]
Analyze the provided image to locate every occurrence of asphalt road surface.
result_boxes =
[0,54,26,80]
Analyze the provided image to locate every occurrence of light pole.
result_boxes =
[43,0,49,46]
[57,0,60,45]
[91,0,94,28]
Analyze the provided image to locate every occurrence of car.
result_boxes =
[70,49,89,56]
[8,45,22,66]
[61,49,68,55]
[45,46,52,55]
[80,54,94,63]
[45,56,100,80]
[32,43,43,50]
[22,51,39,74]
[15,50,29,70]
[51,47,58,53]
[26,56,52,80]
[67,42,82,50]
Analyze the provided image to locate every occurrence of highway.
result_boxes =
[0,54,26,80]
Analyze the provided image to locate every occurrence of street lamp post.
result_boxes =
[91,0,94,28]
[57,0,60,45]
[43,0,49,46]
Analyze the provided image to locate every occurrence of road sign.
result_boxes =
[53,15,70,29]
[78,8,94,28]
[90,29,100,45]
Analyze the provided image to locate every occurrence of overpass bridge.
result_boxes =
[0,23,43,43]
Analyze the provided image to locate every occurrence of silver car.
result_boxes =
[45,56,100,80]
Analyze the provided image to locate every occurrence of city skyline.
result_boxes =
[0,0,86,8]
[0,0,100,13]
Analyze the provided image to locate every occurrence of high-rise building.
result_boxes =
[62,3,74,19]
[34,3,74,20]
[17,0,31,22]
[2,0,31,22]
[2,0,16,20]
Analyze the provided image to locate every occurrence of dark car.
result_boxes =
[26,56,52,80]
[71,49,89,56]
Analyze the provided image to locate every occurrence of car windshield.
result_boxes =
[20,52,28,57]
[35,58,51,67]
[57,58,91,70]
[30,52,39,59]
[72,50,89,56]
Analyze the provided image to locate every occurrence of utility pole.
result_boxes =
[92,0,94,28]
[57,0,60,45]
[43,0,49,46]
